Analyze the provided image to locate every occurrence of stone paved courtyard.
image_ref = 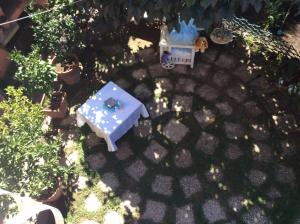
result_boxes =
[61,44,300,223]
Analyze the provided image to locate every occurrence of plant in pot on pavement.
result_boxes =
[32,3,82,85]
[10,47,69,118]
[10,46,56,99]
[0,87,71,202]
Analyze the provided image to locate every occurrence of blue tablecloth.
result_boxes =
[76,81,149,151]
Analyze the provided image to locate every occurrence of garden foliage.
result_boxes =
[0,87,68,198]
[10,46,56,97]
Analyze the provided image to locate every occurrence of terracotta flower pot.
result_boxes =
[41,181,63,204]
[51,54,80,85]
[43,91,68,119]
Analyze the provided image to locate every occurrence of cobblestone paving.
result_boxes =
[69,47,300,224]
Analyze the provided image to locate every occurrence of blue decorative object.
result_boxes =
[161,51,171,64]
[103,97,121,112]
[169,18,198,45]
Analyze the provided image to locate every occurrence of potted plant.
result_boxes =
[32,3,82,85]
[0,87,71,202]
[10,46,56,99]
[10,47,69,118]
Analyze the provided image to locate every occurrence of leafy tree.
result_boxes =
[88,0,300,29]
[31,0,81,60]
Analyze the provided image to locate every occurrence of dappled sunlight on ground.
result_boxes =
[127,36,153,54]
[57,41,300,223]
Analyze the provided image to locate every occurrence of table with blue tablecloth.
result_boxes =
[76,81,149,151]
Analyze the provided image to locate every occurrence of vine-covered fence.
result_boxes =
[224,17,300,60]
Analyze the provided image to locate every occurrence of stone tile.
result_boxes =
[233,64,253,83]
[134,119,152,138]
[228,195,245,212]
[267,186,282,199]
[76,176,88,190]
[149,63,169,78]
[193,108,216,128]
[85,133,102,149]
[276,165,296,184]
[196,132,219,155]
[133,83,152,100]
[172,95,193,113]
[249,124,270,141]
[84,193,102,212]
[131,68,148,81]
[200,49,218,63]
[142,200,166,223]
[216,101,233,116]
[248,169,267,187]
[126,160,148,182]
[152,175,173,196]
[64,144,80,166]
[206,165,223,182]
[144,140,168,164]
[172,65,188,74]
[155,78,173,92]
[196,85,219,101]
[202,199,226,223]
[190,63,211,79]
[176,204,194,224]
[98,172,120,192]
[146,99,170,119]
[225,143,243,160]
[215,54,237,69]
[242,206,269,224]
[103,211,124,224]
[115,79,131,90]
[252,143,273,163]
[163,119,189,144]
[175,78,196,93]
[121,191,141,207]
[224,122,245,139]
[213,70,230,87]
[115,142,133,160]
[174,149,193,168]
[86,152,106,170]
[180,175,202,198]
[227,85,248,103]
[244,101,263,117]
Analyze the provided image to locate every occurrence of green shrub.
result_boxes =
[31,0,80,61]
[10,46,56,97]
[0,87,70,199]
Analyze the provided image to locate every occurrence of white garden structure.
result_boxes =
[159,23,204,69]
[0,189,64,224]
